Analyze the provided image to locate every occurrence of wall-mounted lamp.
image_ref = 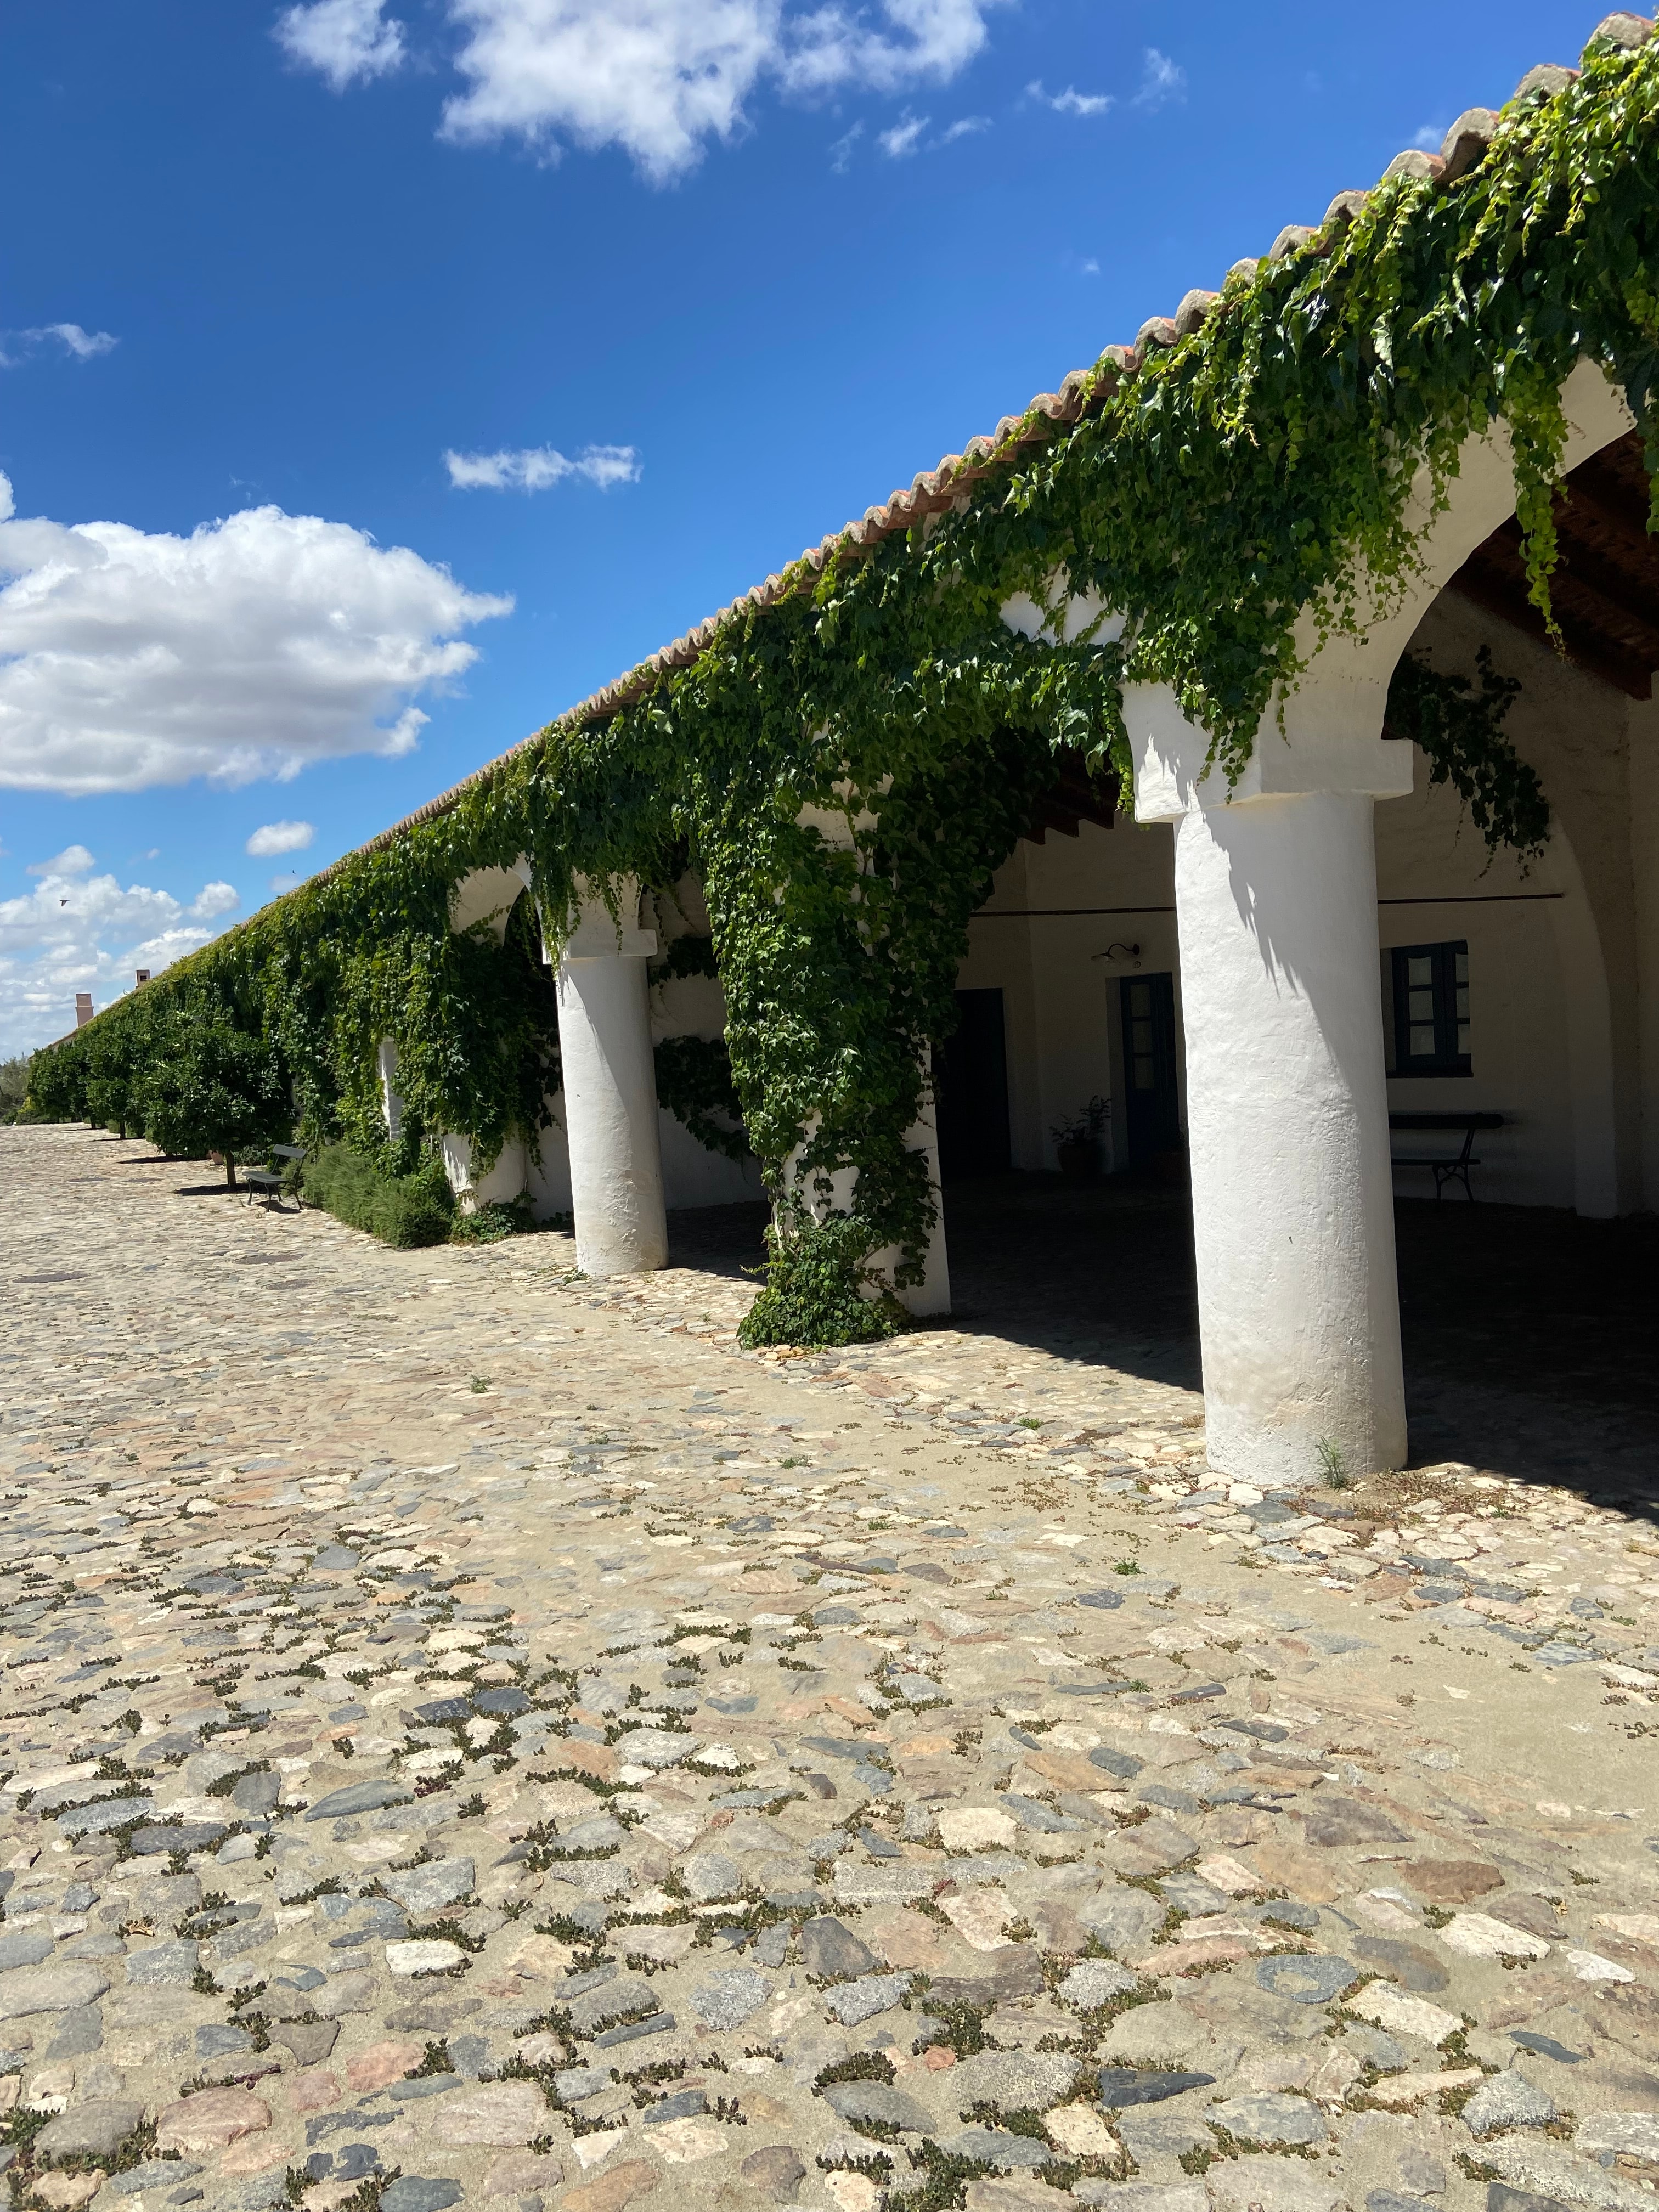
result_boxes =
[1092,941,1142,968]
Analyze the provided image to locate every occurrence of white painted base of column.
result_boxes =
[1172,790,1407,1485]
[441,1133,528,1210]
[557,951,669,1278]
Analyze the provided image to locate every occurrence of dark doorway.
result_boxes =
[1120,973,1181,1166]
[935,989,1012,1183]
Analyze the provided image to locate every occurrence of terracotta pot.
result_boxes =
[1057,1139,1102,1181]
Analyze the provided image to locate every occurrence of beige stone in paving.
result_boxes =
[438,2079,551,2145]
[345,2039,423,2092]
[1047,2101,1120,2158]
[648,2116,730,2163]
[1364,2068,1483,2108]
[156,2087,272,2154]
[1194,1854,1267,1894]
[1348,1986,1463,2046]
[1594,1913,1659,1953]
[939,1887,1012,1949]
[487,2151,566,2197]
[939,1808,1017,1852]
[32,2175,104,2210]
[562,2155,661,2212]
[1438,1911,1550,1959]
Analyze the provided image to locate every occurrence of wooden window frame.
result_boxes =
[1390,939,1471,1079]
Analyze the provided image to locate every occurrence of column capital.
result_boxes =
[1126,681,1413,824]
[562,874,658,962]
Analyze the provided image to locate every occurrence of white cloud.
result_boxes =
[878,109,929,156]
[2,324,119,370]
[0,860,239,1057]
[1027,78,1112,117]
[829,120,862,170]
[27,844,96,878]
[246,819,316,857]
[1414,119,1447,150]
[1080,256,1099,275]
[939,114,987,141]
[276,0,405,89]
[396,0,1005,183]
[1133,48,1185,110]
[0,472,510,797]
[443,443,641,492]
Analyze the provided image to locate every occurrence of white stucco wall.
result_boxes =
[957,819,1184,1172]
[952,600,1647,1224]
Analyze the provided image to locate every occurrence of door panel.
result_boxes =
[1120,973,1181,1164]
[935,989,1012,1183]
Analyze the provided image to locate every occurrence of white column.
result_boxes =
[555,881,669,1278]
[1128,686,1412,1483]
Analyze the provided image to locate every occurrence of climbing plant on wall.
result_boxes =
[33,32,1659,1336]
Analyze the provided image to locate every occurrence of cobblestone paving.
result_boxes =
[2,1124,1657,2212]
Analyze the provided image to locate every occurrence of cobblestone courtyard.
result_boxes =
[2,1124,1657,2212]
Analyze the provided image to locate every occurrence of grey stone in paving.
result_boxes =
[110,2159,204,2195]
[941,2128,1051,2170]
[1301,1799,1413,1847]
[741,2145,806,2199]
[33,2098,146,2158]
[1576,2116,1659,2162]
[1074,2189,1206,2212]
[568,1976,658,2033]
[380,2182,464,2212]
[692,1966,771,2028]
[1513,2032,1584,2065]
[1114,2111,1215,2162]
[1060,1960,1139,2008]
[1255,1954,1356,2004]
[306,1779,415,1821]
[682,1850,742,1899]
[381,1857,475,1915]
[950,2050,1080,2113]
[800,1917,880,1979]
[1464,2074,1559,2137]
[1098,2068,1217,2107]
[232,1770,281,1815]
[820,2080,936,2134]
[592,2010,674,2047]
[0,1931,53,1972]
[1077,1889,1161,1953]
[1352,1936,1449,1992]
[615,1727,699,1767]
[825,1973,911,2025]
[0,1962,108,2018]
[555,2067,611,2102]
[1207,2094,1328,2146]
[1345,2025,1408,2073]
[125,1938,200,1984]
[57,1795,150,1836]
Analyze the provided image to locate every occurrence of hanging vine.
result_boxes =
[32,33,1659,1336]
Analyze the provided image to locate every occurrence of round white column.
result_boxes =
[1128,684,1412,1484]
[556,887,668,1278]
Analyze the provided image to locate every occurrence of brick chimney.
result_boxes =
[74,992,94,1028]
[134,969,150,985]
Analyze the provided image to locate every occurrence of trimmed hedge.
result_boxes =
[302,1144,455,1249]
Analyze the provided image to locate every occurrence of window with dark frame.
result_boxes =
[1390,940,1471,1077]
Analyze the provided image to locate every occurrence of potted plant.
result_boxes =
[1051,1095,1110,1181]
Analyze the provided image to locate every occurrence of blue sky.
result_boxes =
[0,0,1605,1052]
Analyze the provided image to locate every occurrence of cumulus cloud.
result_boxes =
[279,0,1003,183]
[0,856,241,1057]
[2,324,119,369]
[27,845,96,878]
[1027,78,1112,117]
[0,471,511,797]
[443,443,641,492]
[246,820,316,857]
[275,0,405,88]
[1133,48,1185,110]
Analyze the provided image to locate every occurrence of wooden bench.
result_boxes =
[1389,1110,1505,1201]
[243,1143,308,1208]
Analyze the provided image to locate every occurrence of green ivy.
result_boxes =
[30,43,1659,1340]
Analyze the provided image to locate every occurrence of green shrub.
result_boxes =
[303,1144,455,1248]
[737,1214,907,1349]
[450,1196,537,1243]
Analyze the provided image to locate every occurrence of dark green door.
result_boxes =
[1120,973,1180,1165]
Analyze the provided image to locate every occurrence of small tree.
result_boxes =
[140,1012,291,1188]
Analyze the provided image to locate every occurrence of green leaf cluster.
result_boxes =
[27,46,1659,1336]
